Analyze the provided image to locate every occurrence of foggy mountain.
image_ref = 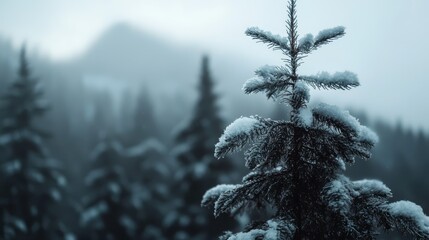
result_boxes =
[63,22,271,120]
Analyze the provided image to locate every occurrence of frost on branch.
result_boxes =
[290,81,310,109]
[298,34,314,53]
[243,65,291,98]
[299,71,359,90]
[215,116,272,158]
[221,219,295,240]
[321,177,353,215]
[313,26,346,49]
[201,184,236,207]
[386,201,429,238]
[312,103,378,145]
[246,27,290,51]
[353,179,392,198]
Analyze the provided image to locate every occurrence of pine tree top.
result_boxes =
[203,0,429,239]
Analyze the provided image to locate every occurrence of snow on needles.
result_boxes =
[312,103,379,144]
[314,26,345,47]
[245,27,289,51]
[215,116,261,158]
[300,71,359,90]
[226,220,279,240]
[353,179,392,197]
[201,184,236,206]
[389,201,429,234]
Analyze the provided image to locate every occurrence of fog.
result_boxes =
[0,1,428,239]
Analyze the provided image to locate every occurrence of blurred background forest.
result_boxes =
[0,1,428,239]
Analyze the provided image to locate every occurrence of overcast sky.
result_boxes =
[1,0,429,131]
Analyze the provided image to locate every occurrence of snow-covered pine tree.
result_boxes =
[80,138,138,239]
[168,55,237,239]
[202,1,429,239]
[125,138,170,239]
[0,46,70,240]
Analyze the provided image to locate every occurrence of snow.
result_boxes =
[358,125,379,144]
[28,170,45,183]
[265,220,279,239]
[193,162,207,178]
[246,27,289,50]
[323,179,352,214]
[85,168,106,186]
[119,215,136,231]
[298,34,314,52]
[50,189,61,201]
[108,182,121,195]
[298,107,313,127]
[125,138,165,157]
[300,71,359,90]
[256,65,278,77]
[314,26,345,46]
[389,201,429,232]
[81,202,108,225]
[242,77,265,93]
[227,229,266,240]
[3,160,21,174]
[0,130,43,146]
[293,80,310,102]
[10,217,27,232]
[65,234,76,240]
[353,179,391,197]
[312,103,378,144]
[202,184,236,206]
[226,220,279,240]
[215,116,261,156]
[90,141,123,161]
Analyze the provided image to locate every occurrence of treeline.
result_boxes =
[0,44,428,239]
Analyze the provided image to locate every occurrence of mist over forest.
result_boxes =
[0,15,428,240]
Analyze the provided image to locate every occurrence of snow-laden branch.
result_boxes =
[353,179,392,198]
[312,103,379,145]
[313,26,346,49]
[386,201,429,238]
[222,219,294,240]
[299,71,359,90]
[246,27,290,51]
[201,184,237,207]
[298,34,314,53]
[321,177,352,215]
[215,116,272,158]
[243,65,292,98]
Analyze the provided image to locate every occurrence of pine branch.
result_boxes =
[243,65,292,98]
[313,26,346,49]
[245,27,290,52]
[214,116,275,158]
[299,71,359,90]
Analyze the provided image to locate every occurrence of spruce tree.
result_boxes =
[169,55,237,239]
[202,1,429,239]
[0,46,69,239]
[80,138,137,239]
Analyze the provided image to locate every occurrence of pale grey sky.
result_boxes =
[1,0,429,131]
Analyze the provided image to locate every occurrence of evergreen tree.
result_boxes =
[202,1,429,239]
[126,138,170,239]
[0,46,70,239]
[169,55,237,239]
[80,137,137,240]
